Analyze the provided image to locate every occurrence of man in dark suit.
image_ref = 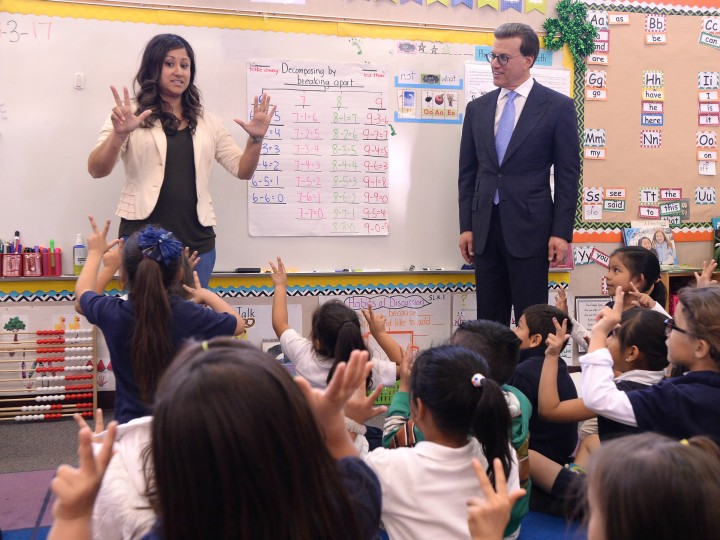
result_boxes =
[458,23,580,326]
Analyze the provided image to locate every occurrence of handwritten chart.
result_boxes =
[246,60,390,237]
[321,292,452,360]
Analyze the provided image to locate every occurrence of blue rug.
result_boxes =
[519,511,587,540]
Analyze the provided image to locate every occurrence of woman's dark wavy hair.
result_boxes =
[147,338,364,540]
[311,301,372,389]
[123,228,181,404]
[134,34,203,135]
[615,308,668,371]
[586,433,720,540]
[611,246,667,306]
[410,345,512,486]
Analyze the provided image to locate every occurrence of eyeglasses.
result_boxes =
[663,318,692,337]
[484,53,523,66]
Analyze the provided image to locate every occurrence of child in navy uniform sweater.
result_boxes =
[507,304,577,465]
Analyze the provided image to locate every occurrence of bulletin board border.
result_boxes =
[572,3,719,243]
[0,272,571,302]
[582,0,720,13]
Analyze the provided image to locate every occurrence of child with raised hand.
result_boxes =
[507,305,578,466]
[269,256,400,389]
[382,320,531,539]
[464,433,720,540]
[530,308,668,518]
[48,417,118,540]
[48,340,381,540]
[557,246,669,349]
[467,459,527,540]
[365,345,519,540]
[75,216,244,424]
[538,308,668,438]
[694,259,718,288]
[581,285,720,444]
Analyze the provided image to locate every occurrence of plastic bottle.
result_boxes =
[73,233,87,276]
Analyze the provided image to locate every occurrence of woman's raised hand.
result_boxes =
[235,93,276,140]
[109,86,152,135]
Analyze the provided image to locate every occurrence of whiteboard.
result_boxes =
[0,8,569,272]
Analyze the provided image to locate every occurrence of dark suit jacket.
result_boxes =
[458,80,580,259]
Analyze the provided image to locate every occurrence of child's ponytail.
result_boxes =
[330,318,370,387]
[470,376,513,485]
[310,301,369,386]
[123,226,183,403]
[410,345,513,485]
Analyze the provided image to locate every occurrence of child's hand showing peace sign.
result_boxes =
[588,287,624,352]
[545,318,569,358]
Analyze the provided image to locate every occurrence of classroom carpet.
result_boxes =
[0,470,54,540]
[0,469,586,540]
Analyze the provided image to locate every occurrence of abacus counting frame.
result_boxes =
[1,402,94,412]
[0,329,92,336]
[0,411,94,422]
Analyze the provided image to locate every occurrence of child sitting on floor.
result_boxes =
[269,257,401,390]
[365,345,519,540]
[75,217,244,424]
[507,304,577,466]
[382,320,531,539]
[48,340,382,540]
[466,433,720,540]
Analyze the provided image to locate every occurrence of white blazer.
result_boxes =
[94,111,245,226]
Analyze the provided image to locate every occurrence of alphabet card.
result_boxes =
[696,130,717,174]
[586,70,608,101]
[695,186,717,205]
[640,130,662,148]
[645,14,667,44]
[699,17,720,50]
[641,71,665,126]
[584,129,607,159]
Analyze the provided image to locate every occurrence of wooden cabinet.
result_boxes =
[660,269,720,313]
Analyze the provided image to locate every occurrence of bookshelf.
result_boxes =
[660,268,720,314]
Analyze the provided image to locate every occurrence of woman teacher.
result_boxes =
[88,34,275,286]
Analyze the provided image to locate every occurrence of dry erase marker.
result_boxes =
[49,239,56,271]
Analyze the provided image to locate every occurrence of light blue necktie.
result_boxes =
[494,90,518,205]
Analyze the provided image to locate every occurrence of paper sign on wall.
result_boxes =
[584,129,607,159]
[590,247,610,268]
[645,14,667,44]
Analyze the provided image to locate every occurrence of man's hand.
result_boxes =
[459,231,474,264]
[547,236,568,264]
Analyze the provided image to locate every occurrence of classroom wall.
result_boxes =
[0,0,568,274]
[3,0,715,305]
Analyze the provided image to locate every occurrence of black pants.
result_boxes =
[474,205,550,325]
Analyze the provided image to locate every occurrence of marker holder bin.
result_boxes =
[3,254,23,277]
[42,251,62,277]
[23,253,43,277]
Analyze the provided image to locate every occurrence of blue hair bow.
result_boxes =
[137,226,183,266]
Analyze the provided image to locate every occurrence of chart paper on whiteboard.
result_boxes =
[464,64,571,104]
[246,59,390,237]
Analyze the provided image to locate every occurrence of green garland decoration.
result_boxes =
[543,0,598,72]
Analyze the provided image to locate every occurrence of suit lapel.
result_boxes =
[502,81,548,165]
[482,89,501,168]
